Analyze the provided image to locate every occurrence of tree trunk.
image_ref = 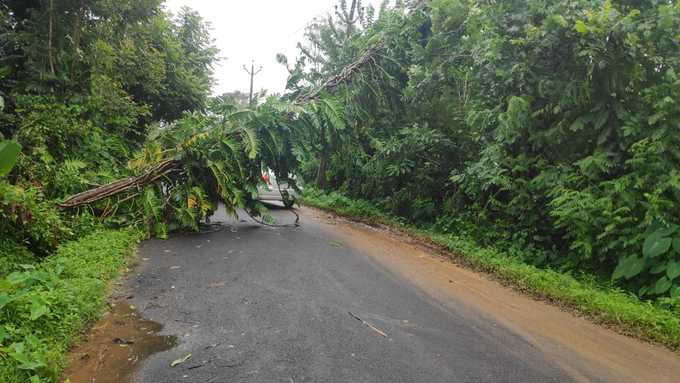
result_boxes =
[316,154,328,190]
[347,0,358,35]
[47,0,55,75]
[70,0,84,79]
[59,159,181,208]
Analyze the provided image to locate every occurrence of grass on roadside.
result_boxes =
[301,189,680,352]
[0,229,141,383]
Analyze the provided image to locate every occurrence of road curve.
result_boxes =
[125,206,680,383]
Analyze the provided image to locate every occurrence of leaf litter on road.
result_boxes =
[348,311,387,337]
[170,353,192,367]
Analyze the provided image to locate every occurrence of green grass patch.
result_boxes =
[0,228,142,383]
[301,189,680,352]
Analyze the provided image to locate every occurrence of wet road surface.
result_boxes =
[116,206,680,383]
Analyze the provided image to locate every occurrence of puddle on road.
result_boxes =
[62,300,176,383]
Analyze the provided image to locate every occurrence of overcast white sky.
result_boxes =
[164,0,384,96]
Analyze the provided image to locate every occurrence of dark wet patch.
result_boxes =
[62,300,176,383]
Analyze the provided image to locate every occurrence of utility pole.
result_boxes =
[242,60,263,107]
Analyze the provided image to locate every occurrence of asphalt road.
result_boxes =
[125,206,677,383]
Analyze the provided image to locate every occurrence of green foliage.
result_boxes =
[0,181,68,256]
[0,239,36,278]
[0,141,20,177]
[0,0,221,244]
[288,0,680,298]
[303,190,680,351]
[115,95,344,233]
[1,0,218,190]
[0,229,140,383]
[613,222,680,298]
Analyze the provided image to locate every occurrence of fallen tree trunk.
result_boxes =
[295,42,384,103]
[59,159,180,208]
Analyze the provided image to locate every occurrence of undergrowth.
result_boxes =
[301,189,680,352]
[0,229,141,383]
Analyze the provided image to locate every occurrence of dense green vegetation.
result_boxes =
[303,189,680,350]
[1,0,220,254]
[0,229,140,382]
[283,0,680,304]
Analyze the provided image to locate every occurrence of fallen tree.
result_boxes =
[59,43,383,198]
[56,43,385,233]
[59,159,179,209]
[295,42,384,103]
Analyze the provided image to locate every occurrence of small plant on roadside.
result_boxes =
[613,222,680,299]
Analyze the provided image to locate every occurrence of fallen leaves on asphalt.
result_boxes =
[170,353,192,367]
[348,311,387,337]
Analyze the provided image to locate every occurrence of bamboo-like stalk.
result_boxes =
[59,159,180,208]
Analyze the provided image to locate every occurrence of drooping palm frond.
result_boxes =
[238,125,260,160]
[315,97,346,132]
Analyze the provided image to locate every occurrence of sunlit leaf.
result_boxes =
[29,300,49,321]
[655,276,673,294]
[574,20,588,34]
[0,141,21,177]
[643,236,672,258]
[667,261,680,280]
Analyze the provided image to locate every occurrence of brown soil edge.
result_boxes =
[59,249,175,382]
[301,203,680,355]
[57,252,138,382]
[60,294,176,383]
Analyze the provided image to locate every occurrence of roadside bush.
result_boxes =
[0,181,68,256]
[0,239,36,277]
[613,222,680,299]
